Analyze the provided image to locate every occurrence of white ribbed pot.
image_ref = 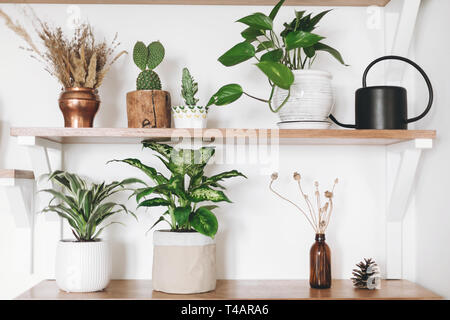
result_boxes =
[152,230,216,294]
[172,105,208,128]
[274,70,334,128]
[55,240,111,293]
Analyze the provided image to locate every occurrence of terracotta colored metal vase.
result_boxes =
[59,87,100,128]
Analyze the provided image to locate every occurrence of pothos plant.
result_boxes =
[41,171,142,241]
[207,0,347,113]
[111,141,246,238]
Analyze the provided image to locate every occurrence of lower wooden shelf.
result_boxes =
[16,279,441,300]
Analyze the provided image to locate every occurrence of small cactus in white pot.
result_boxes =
[172,68,208,128]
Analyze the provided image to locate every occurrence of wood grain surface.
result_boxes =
[16,279,442,300]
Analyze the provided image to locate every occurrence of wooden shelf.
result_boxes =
[0,169,35,180]
[2,1,392,7]
[16,279,441,300]
[10,127,436,145]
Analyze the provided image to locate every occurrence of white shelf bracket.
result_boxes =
[386,138,432,279]
[17,136,62,220]
[0,178,35,228]
[386,0,421,83]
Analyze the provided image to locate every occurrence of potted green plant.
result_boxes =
[111,141,246,294]
[207,0,347,129]
[41,171,141,293]
[126,41,171,128]
[0,9,126,128]
[172,67,209,128]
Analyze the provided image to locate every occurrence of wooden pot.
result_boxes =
[59,87,100,128]
[126,90,171,128]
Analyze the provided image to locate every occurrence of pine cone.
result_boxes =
[351,258,378,289]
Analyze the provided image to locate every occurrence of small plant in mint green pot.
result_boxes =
[111,141,246,294]
[172,67,209,128]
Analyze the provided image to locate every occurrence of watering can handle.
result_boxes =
[362,55,434,124]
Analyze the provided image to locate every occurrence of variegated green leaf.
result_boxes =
[190,207,218,238]
[189,186,231,203]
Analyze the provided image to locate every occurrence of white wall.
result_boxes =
[412,0,450,300]
[0,2,419,299]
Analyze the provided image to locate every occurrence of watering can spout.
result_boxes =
[329,114,356,129]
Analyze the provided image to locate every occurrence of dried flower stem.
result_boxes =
[269,179,317,232]
[269,172,338,234]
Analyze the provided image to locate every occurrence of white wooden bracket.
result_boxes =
[386,138,432,279]
[0,177,35,228]
[385,0,421,83]
[17,137,62,217]
[15,137,63,278]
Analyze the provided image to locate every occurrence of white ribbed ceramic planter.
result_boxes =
[152,231,216,294]
[172,105,208,128]
[55,240,111,293]
[274,70,334,128]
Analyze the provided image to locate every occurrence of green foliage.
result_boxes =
[137,69,162,90]
[256,61,294,90]
[181,68,199,106]
[41,171,142,242]
[208,0,347,112]
[207,84,243,107]
[218,42,256,67]
[113,141,246,238]
[132,41,165,90]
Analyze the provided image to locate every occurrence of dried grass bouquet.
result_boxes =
[0,7,126,89]
[269,172,338,234]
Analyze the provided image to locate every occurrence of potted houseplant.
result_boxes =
[207,0,348,129]
[41,171,142,293]
[111,141,246,294]
[0,9,126,128]
[172,68,209,128]
[126,41,171,128]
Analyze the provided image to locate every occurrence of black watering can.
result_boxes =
[329,55,433,129]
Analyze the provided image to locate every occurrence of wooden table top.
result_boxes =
[16,279,441,300]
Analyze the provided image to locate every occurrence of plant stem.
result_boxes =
[268,87,291,113]
[243,92,269,103]
[269,180,318,233]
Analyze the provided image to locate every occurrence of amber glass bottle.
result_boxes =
[309,233,331,289]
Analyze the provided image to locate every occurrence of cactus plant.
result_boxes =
[181,67,199,106]
[133,40,165,90]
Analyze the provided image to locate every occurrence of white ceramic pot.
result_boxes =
[55,240,111,293]
[172,105,208,128]
[152,230,216,294]
[274,70,334,128]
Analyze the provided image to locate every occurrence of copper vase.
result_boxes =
[59,87,100,128]
[310,233,331,289]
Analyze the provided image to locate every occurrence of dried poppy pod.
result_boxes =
[271,172,279,180]
[293,172,301,181]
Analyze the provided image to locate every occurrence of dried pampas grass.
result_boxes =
[0,7,126,89]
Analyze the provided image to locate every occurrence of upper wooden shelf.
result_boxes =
[10,127,436,145]
[0,169,35,180]
[16,279,441,300]
[2,1,392,7]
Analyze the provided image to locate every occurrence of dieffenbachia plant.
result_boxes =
[207,0,347,113]
[111,141,247,238]
[41,171,142,241]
